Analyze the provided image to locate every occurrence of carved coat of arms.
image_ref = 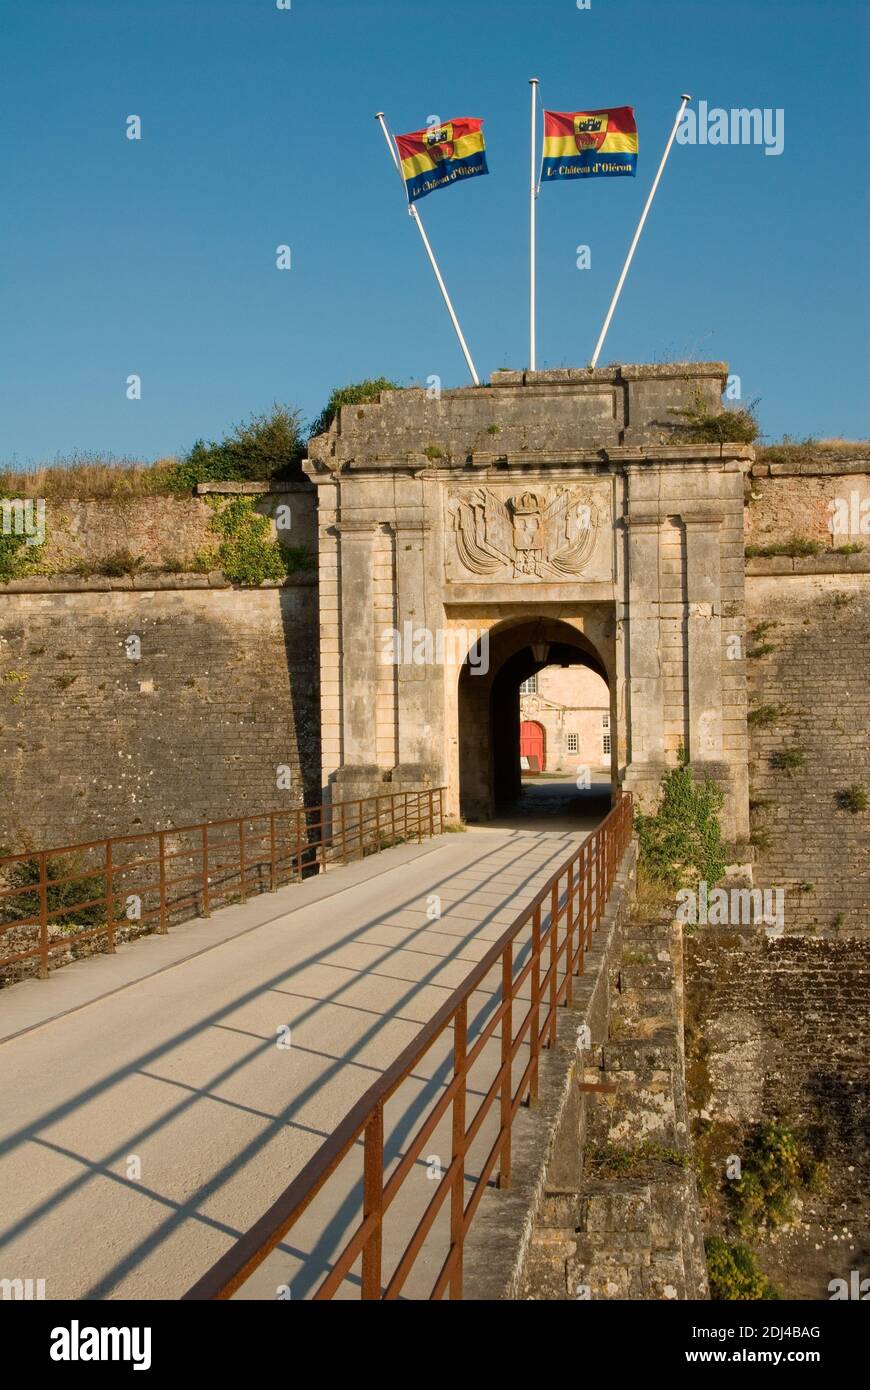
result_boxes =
[448,487,599,579]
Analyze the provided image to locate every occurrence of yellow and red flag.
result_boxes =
[395,118,488,204]
[542,107,637,182]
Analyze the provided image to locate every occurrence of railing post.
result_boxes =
[586,834,592,945]
[361,1104,384,1300]
[416,792,422,844]
[530,906,542,1101]
[340,802,348,864]
[450,1000,468,1299]
[158,831,167,933]
[269,814,277,892]
[38,850,49,980]
[296,808,303,881]
[548,883,558,1046]
[105,839,116,954]
[566,861,575,1003]
[238,819,247,903]
[439,786,444,833]
[498,943,513,1189]
[201,826,211,918]
[428,791,434,840]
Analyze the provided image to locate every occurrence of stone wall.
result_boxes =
[686,929,870,1300]
[745,564,870,935]
[746,449,870,550]
[0,577,320,851]
[12,483,318,575]
[522,888,708,1301]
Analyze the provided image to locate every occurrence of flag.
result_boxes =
[395,118,488,204]
[541,107,637,181]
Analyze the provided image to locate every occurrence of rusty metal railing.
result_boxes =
[182,791,634,1301]
[0,788,446,981]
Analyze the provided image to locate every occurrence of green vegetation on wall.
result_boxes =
[308,377,399,440]
[195,496,314,585]
[729,1121,826,1236]
[165,405,305,493]
[671,388,760,445]
[696,1120,825,1299]
[0,854,106,932]
[635,755,726,889]
[838,783,868,813]
[705,1237,779,1301]
[0,499,47,581]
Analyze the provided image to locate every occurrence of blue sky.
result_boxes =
[1,0,868,464]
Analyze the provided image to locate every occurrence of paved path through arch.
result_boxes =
[0,803,606,1300]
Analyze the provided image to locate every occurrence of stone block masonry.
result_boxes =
[686,930,870,1300]
[305,365,753,842]
[745,448,870,550]
[14,485,318,576]
[745,570,870,936]
[0,579,320,851]
[521,903,708,1300]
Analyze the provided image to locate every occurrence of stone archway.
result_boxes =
[456,616,613,822]
[304,365,752,843]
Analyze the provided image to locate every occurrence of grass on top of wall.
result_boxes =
[755,437,870,464]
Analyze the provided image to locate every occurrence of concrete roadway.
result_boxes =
[0,781,609,1300]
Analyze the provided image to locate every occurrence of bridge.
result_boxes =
[0,783,633,1300]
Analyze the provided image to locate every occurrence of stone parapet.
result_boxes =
[306,363,730,469]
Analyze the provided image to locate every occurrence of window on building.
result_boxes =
[602,712,610,731]
[602,733,612,757]
[519,675,538,695]
[567,732,579,753]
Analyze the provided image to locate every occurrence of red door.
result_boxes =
[520,720,546,772]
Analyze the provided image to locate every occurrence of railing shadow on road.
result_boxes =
[182,795,634,1301]
[0,816,590,1298]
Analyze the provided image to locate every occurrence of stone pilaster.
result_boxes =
[683,513,724,763]
[624,514,666,765]
[390,520,442,787]
[333,520,380,792]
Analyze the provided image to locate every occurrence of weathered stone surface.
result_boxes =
[745,572,870,935]
[6,487,317,575]
[686,929,870,1299]
[0,583,320,851]
[522,914,708,1301]
[304,367,751,841]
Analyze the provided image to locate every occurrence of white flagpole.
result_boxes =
[529,78,539,371]
[375,112,480,387]
[589,94,692,369]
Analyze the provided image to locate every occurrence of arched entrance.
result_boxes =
[457,615,615,822]
[520,720,546,772]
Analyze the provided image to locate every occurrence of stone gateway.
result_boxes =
[303,363,750,841]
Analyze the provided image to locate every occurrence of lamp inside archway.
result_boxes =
[529,621,549,666]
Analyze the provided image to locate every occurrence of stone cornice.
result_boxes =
[306,444,755,477]
[0,573,317,594]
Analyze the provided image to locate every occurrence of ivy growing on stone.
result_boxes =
[195,496,314,586]
[0,498,48,581]
[635,754,727,889]
[705,1236,779,1301]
